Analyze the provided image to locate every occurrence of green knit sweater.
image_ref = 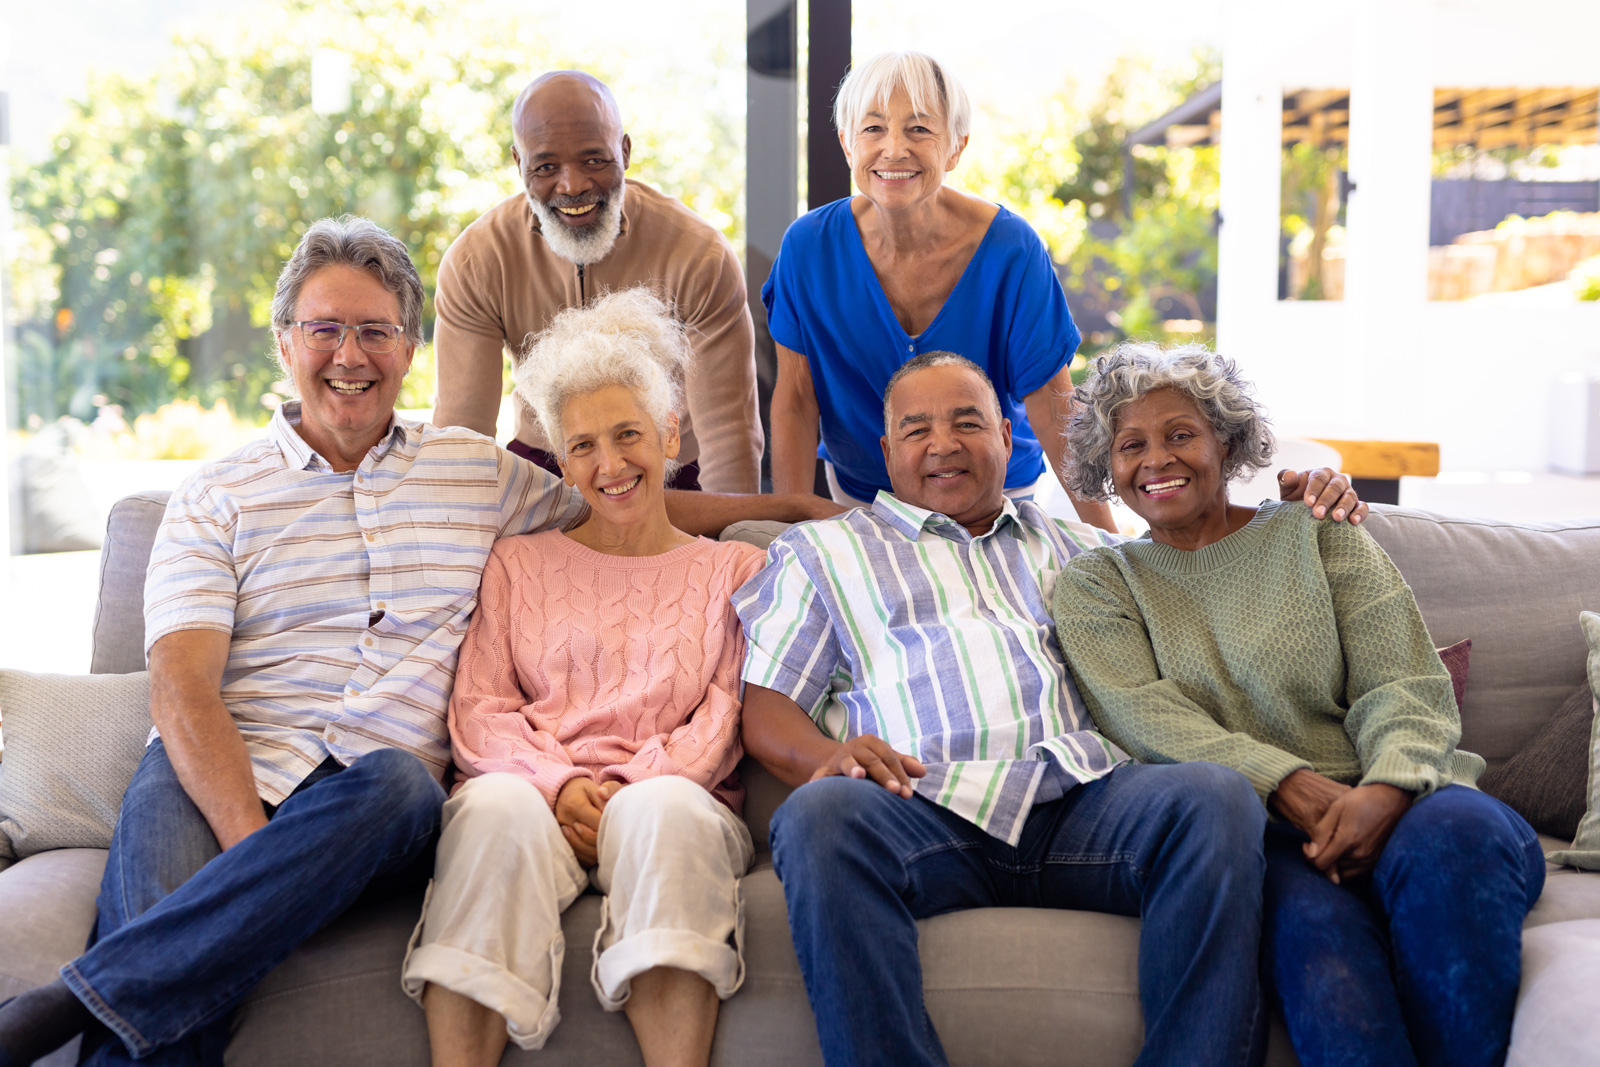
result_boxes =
[1051,500,1483,802]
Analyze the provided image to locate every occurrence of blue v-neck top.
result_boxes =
[762,197,1081,501]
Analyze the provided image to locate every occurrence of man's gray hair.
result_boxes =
[882,351,999,436]
[514,287,690,467]
[269,216,424,383]
[834,51,973,148]
[1065,341,1276,501]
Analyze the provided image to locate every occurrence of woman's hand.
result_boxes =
[812,736,927,799]
[1269,768,1351,836]
[556,777,607,867]
[1278,468,1368,525]
[1304,783,1413,884]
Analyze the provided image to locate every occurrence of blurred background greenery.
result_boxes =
[6,0,1222,455]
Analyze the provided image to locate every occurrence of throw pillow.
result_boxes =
[1546,613,1600,869]
[1437,638,1471,713]
[1480,684,1594,840]
[0,670,152,860]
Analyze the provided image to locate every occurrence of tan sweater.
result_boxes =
[432,182,763,492]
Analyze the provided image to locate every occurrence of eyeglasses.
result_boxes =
[293,320,406,354]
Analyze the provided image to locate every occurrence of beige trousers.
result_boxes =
[401,772,753,1050]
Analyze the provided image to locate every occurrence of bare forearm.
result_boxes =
[432,326,507,437]
[771,346,822,495]
[740,684,840,787]
[1024,373,1118,533]
[149,633,267,849]
[665,490,843,538]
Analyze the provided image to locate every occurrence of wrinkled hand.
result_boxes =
[1304,783,1412,883]
[813,736,927,798]
[556,777,607,867]
[1269,768,1352,837]
[1278,468,1368,525]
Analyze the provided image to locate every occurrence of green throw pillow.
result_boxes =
[1546,613,1600,870]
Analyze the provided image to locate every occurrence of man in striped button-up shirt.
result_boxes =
[738,352,1366,1067]
[0,216,835,1067]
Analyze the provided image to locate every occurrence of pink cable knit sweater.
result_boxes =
[449,530,767,813]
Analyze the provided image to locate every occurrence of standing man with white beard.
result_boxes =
[432,71,765,493]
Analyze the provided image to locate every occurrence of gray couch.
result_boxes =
[4,493,1600,1066]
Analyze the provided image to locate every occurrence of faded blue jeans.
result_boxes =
[62,739,444,1066]
[769,761,1269,1067]
[1262,785,1545,1067]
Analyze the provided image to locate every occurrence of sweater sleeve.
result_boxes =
[1052,552,1311,801]
[448,543,595,807]
[1318,520,1464,796]
[596,547,766,797]
[680,238,762,493]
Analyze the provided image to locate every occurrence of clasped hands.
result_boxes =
[1270,768,1412,884]
[555,777,626,867]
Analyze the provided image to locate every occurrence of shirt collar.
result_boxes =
[270,400,405,472]
[870,490,1028,543]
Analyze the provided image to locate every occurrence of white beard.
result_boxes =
[526,185,626,267]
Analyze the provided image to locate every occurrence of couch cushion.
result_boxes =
[90,491,171,676]
[0,670,151,858]
[1508,919,1600,1067]
[1359,507,1600,766]
[0,848,105,999]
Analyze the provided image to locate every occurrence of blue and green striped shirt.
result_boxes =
[736,492,1128,845]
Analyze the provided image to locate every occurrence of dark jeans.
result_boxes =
[1262,785,1545,1067]
[769,762,1269,1067]
[62,739,444,1066]
[507,438,703,491]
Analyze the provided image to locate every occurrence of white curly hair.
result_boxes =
[513,287,691,470]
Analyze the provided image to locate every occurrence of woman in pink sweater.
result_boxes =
[402,288,767,1067]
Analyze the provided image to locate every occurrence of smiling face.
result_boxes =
[557,384,678,530]
[840,87,965,210]
[1109,387,1232,535]
[880,362,1011,534]
[512,75,631,264]
[279,264,414,470]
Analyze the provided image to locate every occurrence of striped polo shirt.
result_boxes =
[737,493,1129,845]
[144,401,585,804]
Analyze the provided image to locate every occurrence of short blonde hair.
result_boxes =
[513,287,691,465]
[833,51,972,148]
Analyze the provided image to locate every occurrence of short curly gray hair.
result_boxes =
[513,287,690,470]
[270,216,424,389]
[1065,341,1276,501]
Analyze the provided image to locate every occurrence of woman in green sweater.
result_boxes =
[1050,342,1544,1067]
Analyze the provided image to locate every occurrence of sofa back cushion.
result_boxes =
[1360,505,1600,768]
[91,491,171,675]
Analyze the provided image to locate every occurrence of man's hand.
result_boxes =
[1304,783,1412,883]
[1269,768,1351,837]
[812,736,927,799]
[556,777,607,867]
[1278,468,1368,525]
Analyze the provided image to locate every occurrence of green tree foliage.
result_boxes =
[11,0,744,425]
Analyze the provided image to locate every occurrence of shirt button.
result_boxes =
[907,343,914,353]
[375,601,386,610]
[364,637,374,647]
[364,532,375,542]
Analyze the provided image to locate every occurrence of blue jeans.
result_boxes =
[62,739,445,1065]
[1262,785,1545,1067]
[769,762,1268,1067]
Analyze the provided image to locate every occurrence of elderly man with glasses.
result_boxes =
[0,215,833,1067]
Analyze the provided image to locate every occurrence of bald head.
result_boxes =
[512,71,623,153]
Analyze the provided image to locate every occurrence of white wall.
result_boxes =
[1218,0,1600,471]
